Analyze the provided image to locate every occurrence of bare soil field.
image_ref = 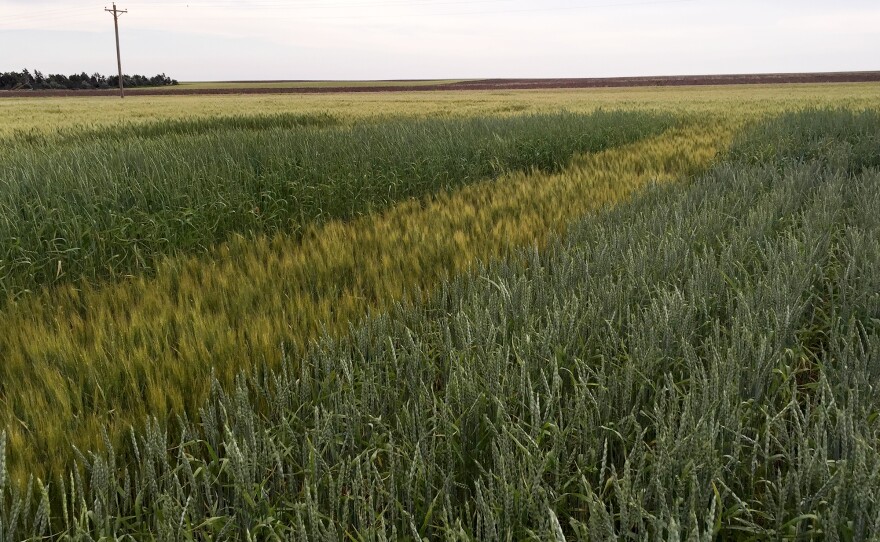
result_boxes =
[3,71,879,98]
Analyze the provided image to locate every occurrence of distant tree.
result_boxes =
[0,71,17,89]
[0,69,179,90]
[48,73,69,88]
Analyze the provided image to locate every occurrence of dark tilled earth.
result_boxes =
[3,72,880,98]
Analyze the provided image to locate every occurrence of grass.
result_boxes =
[3,107,880,540]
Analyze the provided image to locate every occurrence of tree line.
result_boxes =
[1,69,179,90]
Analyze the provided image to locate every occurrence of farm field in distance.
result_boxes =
[4,72,879,98]
[1,83,880,539]
[172,79,470,90]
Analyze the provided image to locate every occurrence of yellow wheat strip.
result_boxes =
[0,120,733,479]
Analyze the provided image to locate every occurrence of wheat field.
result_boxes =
[1,84,880,539]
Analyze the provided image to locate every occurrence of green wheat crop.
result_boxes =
[1,107,878,540]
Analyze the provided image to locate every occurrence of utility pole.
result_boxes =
[105,3,127,98]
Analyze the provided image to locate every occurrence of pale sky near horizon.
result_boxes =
[0,0,878,81]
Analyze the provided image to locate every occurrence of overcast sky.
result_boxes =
[1,0,878,81]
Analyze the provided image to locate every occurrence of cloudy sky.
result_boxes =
[1,0,878,81]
